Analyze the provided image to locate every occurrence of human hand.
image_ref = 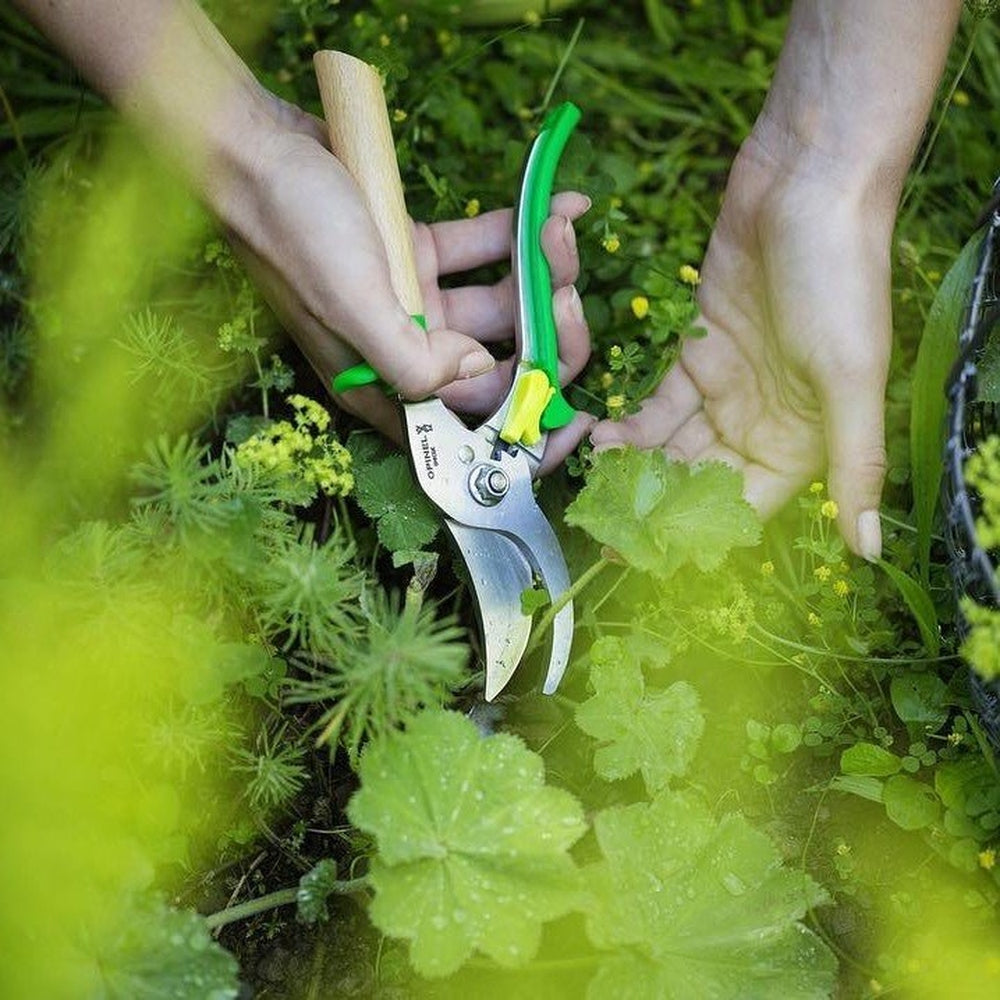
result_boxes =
[222,106,592,471]
[590,133,894,559]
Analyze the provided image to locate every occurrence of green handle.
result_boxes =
[517,102,580,430]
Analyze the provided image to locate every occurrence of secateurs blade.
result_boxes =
[314,51,580,700]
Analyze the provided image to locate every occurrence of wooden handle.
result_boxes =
[313,50,424,317]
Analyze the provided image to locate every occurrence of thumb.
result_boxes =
[819,373,887,562]
[355,308,497,401]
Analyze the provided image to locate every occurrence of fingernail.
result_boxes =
[580,195,592,214]
[568,285,585,323]
[562,216,576,254]
[856,510,882,562]
[458,350,496,379]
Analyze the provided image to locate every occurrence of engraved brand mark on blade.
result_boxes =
[444,520,533,701]
[413,421,439,479]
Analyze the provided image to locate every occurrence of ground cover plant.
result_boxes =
[3,1,1000,997]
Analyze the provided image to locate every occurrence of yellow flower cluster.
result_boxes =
[678,263,701,286]
[235,395,353,500]
[602,233,621,254]
[630,295,649,320]
[820,499,839,520]
[979,848,996,871]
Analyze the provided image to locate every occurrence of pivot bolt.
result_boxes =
[471,464,509,506]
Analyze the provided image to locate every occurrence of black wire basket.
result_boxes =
[943,183,1000,748]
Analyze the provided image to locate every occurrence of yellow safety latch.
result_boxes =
[499,369,556,447]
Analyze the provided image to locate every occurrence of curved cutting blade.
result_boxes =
[445,519,534,701]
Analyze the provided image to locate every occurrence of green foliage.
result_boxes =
[230,722,309,811]
[252,525,364,653]
[960,597,1000,680]
[877,558,940,656]
[566,447,761,578]
[347,710,586,977]
[352,451,440,553]
[583,790,836,1000]
[841,742,903,778]
[910,235,981,580]
[575,636,704,793]
[296,859,342,925]
[94,895,239,1000]
[285,587,468,760]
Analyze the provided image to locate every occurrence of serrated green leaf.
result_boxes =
[353,454,439,552]
[96,895,239,1000]
[840,742,903,777]
[911,235,981,581]
[583,790,836,999]
[347,710,586,977]
[575,636,703,793]
[566,448,760,579]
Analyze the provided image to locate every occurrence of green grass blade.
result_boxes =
[910,234,981,582]
[877,558,941,657]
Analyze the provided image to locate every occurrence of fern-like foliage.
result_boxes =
[251,524,364,653]
[130,434,236,542]
[230,721,309,810]
[117,308,227,407]
[286,587,468,762]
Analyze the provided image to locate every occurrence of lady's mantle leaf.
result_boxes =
[353,453,439,552]
[347,710,586,978]
[584,791,836,999]
[575,637,703,793]
[566,448,760,579]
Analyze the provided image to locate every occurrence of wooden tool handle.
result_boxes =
[313,50,424,318]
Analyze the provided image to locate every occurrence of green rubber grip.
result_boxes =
[331,314,426,394]
[520,102,581,431]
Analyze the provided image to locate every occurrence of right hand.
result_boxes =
[591,131,895,560]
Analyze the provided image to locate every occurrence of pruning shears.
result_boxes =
[314,51,579,700]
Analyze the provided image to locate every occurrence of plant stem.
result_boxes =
[203,876,370,931]
[525,556,611,656]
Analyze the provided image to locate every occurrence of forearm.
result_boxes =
[11,0,315,217]
[751,0,963,198]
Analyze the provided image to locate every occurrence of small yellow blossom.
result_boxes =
[600,372,614,389]
[609,345,623,359]
[947,730,964,746]
[809,481,825,495]
[379,33,391,47]
[524,9,541,25]
[814,565,832,582]
[437,29,452,46]
[396,14,409,30]
[760,561,775,577]
[631,295,649,319]
[833,579,851,598]
[678,263,701,286]
[979,848,996,870]
[821,499,839,520]
[610,196,623,209]
[835,841,851,856]
[464,198,480,218]
[954,89,970,107]
[808,612,822,627]
[602,233,621,254]
[392,108,407,123]
[606,394,626,410]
